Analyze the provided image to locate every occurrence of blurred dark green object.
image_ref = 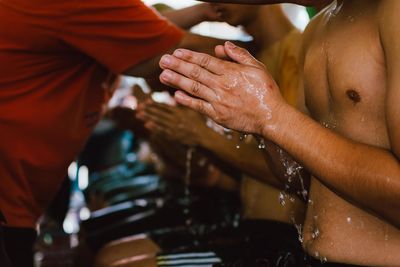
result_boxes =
[306,7,317,19]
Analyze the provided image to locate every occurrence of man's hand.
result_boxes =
[136,101,209,146]
[158,41,286,136]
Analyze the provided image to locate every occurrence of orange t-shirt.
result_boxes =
[0,0,184,228]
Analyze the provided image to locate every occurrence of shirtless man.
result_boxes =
[157,0,400,266]
[94,5,307,266]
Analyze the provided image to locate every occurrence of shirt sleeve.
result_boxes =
[58,0,184,74]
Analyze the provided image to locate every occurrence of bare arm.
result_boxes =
[123,31,255,78]
[157,41,400,227]
[136,102,281,187]
[200,130,281,187]
[197,0,323,6]
[124,31,225,78]
[162,3,220,30]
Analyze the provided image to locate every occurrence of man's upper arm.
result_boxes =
[380,0,400,159]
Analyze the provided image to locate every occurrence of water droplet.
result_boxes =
[308,199,314,205]
[291,217,304,244]
[279,192,286,206]
[239,133,248,141]
[236,144,240,149]
[183,147,195,224]
[311,228,320,239]
[320,257,328,263]
[258,138,266,149]
[301,189,308,199]
[314,251,320,258]
[347,217,352,223]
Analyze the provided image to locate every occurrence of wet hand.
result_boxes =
[159,41,285,136]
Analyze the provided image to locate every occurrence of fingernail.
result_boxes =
[225,41,236,49]
[161,70,172,81]
[174,49,183,58]
[174,91,189,102]
[160,55,171,66]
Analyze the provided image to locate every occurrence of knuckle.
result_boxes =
[184,51,193,61]
[217,78,232,91]
[189,66,202,79]
[196,101,206,114]
[190,81,201,96]
[199,54,211,68]
[237,47,248,57]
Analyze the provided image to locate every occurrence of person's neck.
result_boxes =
[244,6,294,52]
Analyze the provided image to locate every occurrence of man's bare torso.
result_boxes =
[302,1,400,265]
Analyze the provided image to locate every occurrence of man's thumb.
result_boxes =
[224,41,263,68]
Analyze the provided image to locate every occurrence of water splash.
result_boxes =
[279,192,287,206]
[183,147,195,216]
[236,132,248,149]
[278,149,308,200]
[258,138,266,149]
[291,216,304,244]
[311,227,320,239]
[329,0,344,17]
[239,133,248,141]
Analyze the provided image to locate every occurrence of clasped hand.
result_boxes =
[158,41,285,136]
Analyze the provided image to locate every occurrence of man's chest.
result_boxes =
[302,13,389,145]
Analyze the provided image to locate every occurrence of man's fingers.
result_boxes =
[137,110,172,128]
[224,41,264,69]
[160,69,216,102]
[144,121,172,136]
[174,91,215,118]
[160,54,218,89]
[145,109,174,124]
[144,104,174,120]
[215,45,229,60]
[161,49,225,76]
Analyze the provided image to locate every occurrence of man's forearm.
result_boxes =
[200,129,282,187]
[265,103,400,227]
[162,4,211,30]
[124,32,224,78]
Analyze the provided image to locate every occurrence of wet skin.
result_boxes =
[158,0,400,265]
[299,1,400,265]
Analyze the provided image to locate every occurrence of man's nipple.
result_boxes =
[346,89,361,104]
